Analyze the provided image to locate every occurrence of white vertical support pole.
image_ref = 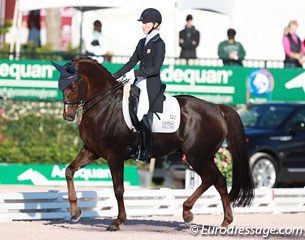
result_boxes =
[9,0,19,60]
[15,1,22,60]
[0,0,6,46]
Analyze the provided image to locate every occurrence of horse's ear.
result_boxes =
[51,61,64,71]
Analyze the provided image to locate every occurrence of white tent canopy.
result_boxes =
[176,0,231,15]
[18,0,231,14]
[9,0,305,61]
[18,0,126,12]
[10,0,231,59]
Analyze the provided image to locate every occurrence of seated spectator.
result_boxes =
[217,28,246,66]
[283,20,305,68]
[85,20,108,62]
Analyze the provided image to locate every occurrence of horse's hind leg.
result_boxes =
[213,168,233,227]
[65,146,97,222]
[183,180,213,223]
[183,160,216,223]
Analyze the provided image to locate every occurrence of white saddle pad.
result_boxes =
[122,83,180,133]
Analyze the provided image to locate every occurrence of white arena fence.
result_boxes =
[0,187,305,222]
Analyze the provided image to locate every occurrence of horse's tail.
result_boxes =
[219,104,254,207]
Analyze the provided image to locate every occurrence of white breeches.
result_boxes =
[135,79,149,121]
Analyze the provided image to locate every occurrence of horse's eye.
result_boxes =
[71,85,78,92]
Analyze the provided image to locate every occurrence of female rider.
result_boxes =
[113,8,166,161]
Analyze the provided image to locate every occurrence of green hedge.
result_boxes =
[0,100,78,164]
[0,114,79,163]
[0,100,108,165]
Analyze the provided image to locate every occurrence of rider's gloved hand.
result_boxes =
[116,75,125,82]
[125,69,135,83]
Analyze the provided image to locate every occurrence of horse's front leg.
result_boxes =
[107,156,126,231]
[65,146,98,222]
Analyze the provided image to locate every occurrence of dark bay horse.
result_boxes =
[52,58,254,231]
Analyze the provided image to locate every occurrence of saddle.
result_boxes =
[122,83,180,161]
[122,83,180,133]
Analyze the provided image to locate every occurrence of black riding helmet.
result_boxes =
[137,8,162,24]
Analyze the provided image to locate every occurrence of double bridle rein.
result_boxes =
[63,72,129,115]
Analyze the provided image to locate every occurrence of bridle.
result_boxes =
[63,70,129,115]
[63,76,85,106]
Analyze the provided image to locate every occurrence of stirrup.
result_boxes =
[137,148,152,162]
[126,144,140,160]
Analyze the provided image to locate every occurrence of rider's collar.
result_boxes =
[145,30,159,45]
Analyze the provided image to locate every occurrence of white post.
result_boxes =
[185,169,201,189]
[9,0,19,60]
[15,2,22,60]
[0,0,6,47]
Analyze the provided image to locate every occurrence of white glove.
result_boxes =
[116,75,125,82]
[125,69,135,82]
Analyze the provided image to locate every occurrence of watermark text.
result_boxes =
[189,224,304,238]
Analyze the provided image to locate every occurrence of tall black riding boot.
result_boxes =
[138,112,153,162]
[126,84,141,160]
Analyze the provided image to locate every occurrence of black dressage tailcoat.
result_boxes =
[113,34,166,113]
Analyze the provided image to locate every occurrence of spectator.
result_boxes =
[283,20,305,68]
[179,14,200,61]
[85,20,108,62]
[217,28,245,66]
[27,10,41,47]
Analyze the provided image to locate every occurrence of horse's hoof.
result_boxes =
[107,224,120,231]
[71,208,82,222]
[183,212,194,223]
[220,221,231,228]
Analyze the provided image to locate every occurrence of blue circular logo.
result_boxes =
[248,69,274,96]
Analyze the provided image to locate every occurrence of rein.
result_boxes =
[81,77,128,114]
[64,74,129,114]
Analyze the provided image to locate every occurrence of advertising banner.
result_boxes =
[160,65,247,104]
[1,59,305,105]
[0,59,61,100]
[0,164,139,187]
[247,68,305,103]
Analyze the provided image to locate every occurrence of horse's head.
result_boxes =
[52,60,83,121]
[51,59,117,121]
